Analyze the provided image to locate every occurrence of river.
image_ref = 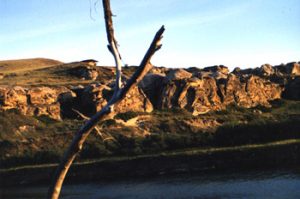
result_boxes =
[2,168,300,199]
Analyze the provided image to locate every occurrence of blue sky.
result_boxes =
[0,0,299,69]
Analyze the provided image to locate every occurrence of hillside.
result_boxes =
[0,59,114,86]
[0,58,63,74]
[0,59,299,185]
[0,60,299,119]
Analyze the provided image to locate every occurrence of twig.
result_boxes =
[72,108,115,141]
[72,108,90,120]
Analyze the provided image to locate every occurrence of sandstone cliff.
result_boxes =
[0,62,299,119]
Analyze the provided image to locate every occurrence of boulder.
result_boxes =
[185,67,202,75]
[202,65,229,75]
[192,65,229,80]
[245,75,282,107]
[283,77,300,100]
[80,83,153,116]
[286,62,300,75]
[220,74,282,107]
[58,90,77,118]
[219,74,249,106]
[80,84,110,115]
[139,73,165,108]
[166,69,193,81]
[58,90,77,104]
[259,64,274,76]
[85,69,98,80]
[159,77,223,115]
[0,86,27,109]
[150,66,169,75]
[28,87,58,105]
[232,67,242,75]
[69,65,98,80]
[0,86,71,120]
[232,67,255,77]
[116,87,153,113]
[158,72,283,115]
[275,62,300,76]
[26,103,61,120]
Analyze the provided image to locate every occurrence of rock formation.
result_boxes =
[0,83,153,119]
[276,62,300,76]
[68,64,98,80]
[141,63,296,116]
[158,76,223,115]
[78,83,153,116]
[0,62,299,119]
[0,86,70,120]
[283,76,300,100]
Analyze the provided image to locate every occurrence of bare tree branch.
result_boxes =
[72,108,115,141]
[103,0,122,92]
[47,1,165,198]
[72,108,90,120]
[72,108,103,137]
[117,25,164,101]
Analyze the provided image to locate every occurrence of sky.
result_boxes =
[0,0,299,70]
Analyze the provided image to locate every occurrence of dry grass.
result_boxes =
[0,59,115,86]
[0,58,62,74]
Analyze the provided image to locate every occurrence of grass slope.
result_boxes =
[0,59,116,86]
[0,58,63,74]
[0,100,299,169]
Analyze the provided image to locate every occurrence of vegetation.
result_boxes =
[115,111,139,121]
[0,58,62,74]
[0,59,115,86]
[1,99,299,169]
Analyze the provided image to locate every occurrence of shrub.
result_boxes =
[214,119,300,146]
[80,142,108,158]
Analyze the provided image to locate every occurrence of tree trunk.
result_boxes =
[47,1,165,198]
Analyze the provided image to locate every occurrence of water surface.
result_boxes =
[2,169,300,199]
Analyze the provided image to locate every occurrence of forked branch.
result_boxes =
[47,1,164,199]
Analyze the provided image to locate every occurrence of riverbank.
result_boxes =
[1,99,300,169]
[1,139,299,187]
[3,167,300,199]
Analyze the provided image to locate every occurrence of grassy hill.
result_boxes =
[0,58,63,74]
[0,58,126,86]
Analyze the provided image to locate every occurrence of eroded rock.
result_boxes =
[139,73,165,108]
[283,76,300,100]
[166,69,193,81]
[79,83,153,116]
[69,65,98,80]
[0,86,27,109]
[276,62,300,76]
[0,61,298,120]
[157,72,283,115]
[0,86,71,120]
[159,77,223,115]
[260,64,275,76]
